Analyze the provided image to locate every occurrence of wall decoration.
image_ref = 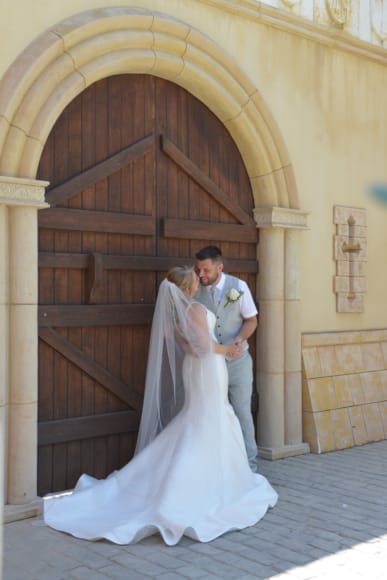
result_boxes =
[333,205,367,313]
[325,0,351,26]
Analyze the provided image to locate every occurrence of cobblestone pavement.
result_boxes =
[3,440,387,579]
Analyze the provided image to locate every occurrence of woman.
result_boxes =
[44,266,278,545]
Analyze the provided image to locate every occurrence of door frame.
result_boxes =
[0,7,309,515]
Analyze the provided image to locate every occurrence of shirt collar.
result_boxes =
[212,272,225,291]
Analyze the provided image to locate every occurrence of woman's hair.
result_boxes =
[167,266,195,292]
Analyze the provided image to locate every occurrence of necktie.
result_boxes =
[210,286,217,307]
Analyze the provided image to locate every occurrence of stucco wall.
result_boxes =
[1,0,387,333]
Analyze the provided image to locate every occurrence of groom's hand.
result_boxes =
[225,341,242,358]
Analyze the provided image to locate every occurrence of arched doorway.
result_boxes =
[1,7,309,510]
[36,74,258,495]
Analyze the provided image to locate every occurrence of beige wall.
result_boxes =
[2,0,387,335]
[1,2,387,513]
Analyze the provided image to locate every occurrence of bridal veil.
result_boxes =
[134,278,212,454]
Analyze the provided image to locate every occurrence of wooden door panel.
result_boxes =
[160,135,254,225]
[37,74,258,495]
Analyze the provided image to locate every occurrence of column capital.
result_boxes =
[254,206,309,229]
[0,176,49,208]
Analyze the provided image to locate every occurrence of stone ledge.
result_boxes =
[254,206,309,229]
[302,329,387,348]
[4,498,42,523]
[258,442,310,460]
[0,176,49,208]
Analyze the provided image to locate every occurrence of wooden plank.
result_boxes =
[38,410,140,445]
[161,135,255,226]
[103,255,185,271]
[38,304,154,327]
[225,259,258,273]
[86,253,104,304]
[39,253,89,268]
[39,252,258,272]
[45,135,154,206]
[39,208,155,235]
[39,327,143,410]
[162,218,258,243]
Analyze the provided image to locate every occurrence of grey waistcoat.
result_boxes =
[195,274,249,351]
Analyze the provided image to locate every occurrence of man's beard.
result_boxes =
[199,273,218,286]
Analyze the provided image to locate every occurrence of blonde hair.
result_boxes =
[167,266,195,292]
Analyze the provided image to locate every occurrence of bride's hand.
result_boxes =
[225,342,242,358]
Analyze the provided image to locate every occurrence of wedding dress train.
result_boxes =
[44,310,278,545]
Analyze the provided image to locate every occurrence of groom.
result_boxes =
[194,245,259,472]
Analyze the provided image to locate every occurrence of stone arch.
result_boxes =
[0,6,299,209]
[2,6,310,512]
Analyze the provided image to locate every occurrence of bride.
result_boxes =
[44,266,278,546]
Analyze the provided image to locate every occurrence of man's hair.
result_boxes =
[195,245,223,263]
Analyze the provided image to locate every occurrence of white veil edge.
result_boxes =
[134,279,212,455]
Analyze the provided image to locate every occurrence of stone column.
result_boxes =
[0,203,8,580]
[284,228,309,454]
[254,207,309,459]
[8,205,40,504]
[256,227,285,452]
[0,177,48,512]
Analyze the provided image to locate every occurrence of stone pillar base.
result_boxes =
[4,498,42,524]
[258,442,310,460]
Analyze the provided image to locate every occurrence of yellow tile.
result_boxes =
[379,402,387,437]
[348,407,368,445]
[361,343,384,371]
[333,375,353,408]
[362,403,384,441]
[380,371,387,399]
[360,372,385,403]
[348,373,365,405]
[314,411,336,452]
[335,344,364,374]
[381,342,387,369]
[330,408,354,450]
[318,346,341,375]
[302,348,322,379]
[302,375,313,412]
[303,411,319,453]
[307,377,338,412]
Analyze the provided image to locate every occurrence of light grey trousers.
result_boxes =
[226,352,258,465]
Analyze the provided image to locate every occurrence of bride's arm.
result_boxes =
[188,303,239,358]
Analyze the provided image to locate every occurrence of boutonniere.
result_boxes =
[224,288,244,307]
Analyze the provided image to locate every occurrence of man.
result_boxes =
[194,245,258,472]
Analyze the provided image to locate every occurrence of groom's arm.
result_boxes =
[234,316,257,345]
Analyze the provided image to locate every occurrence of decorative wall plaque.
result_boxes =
[333,205,367,313]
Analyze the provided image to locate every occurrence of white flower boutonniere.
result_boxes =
[224,288,244,307]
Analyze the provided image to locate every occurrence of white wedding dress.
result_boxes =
[44,310,278,545]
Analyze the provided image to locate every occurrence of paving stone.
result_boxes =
[3,440,387,580]
[174,564,211,578]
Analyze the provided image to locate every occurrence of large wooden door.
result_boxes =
[37,75,258,495]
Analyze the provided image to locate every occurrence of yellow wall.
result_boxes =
[2,0,387,334]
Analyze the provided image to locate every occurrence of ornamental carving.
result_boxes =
[325,0,351,27]
[253,207,309,229]
[280,0,302,7]
[333,205,367,313]
[0,177,49,207]
[371,0,387,43]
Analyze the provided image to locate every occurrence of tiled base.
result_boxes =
[302,330,387,453]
